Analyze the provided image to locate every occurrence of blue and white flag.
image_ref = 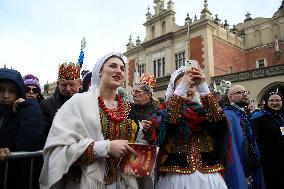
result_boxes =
[77,37,86,68]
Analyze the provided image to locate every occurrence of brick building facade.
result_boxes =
[124,0,284,104]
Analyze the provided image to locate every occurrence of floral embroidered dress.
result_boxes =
[151,93,228,189]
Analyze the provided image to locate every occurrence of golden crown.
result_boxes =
[139,73,156,88]
[58,62,80,80]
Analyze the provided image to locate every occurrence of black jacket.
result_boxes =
[251,110,284,189]
[0,68,45,189]
[132,100,159,144]
[40,92,69,138]
[0,68,45,150]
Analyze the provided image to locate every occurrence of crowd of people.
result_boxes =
[0,51,283,189]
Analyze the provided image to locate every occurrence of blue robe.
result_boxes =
[224,108,265,189]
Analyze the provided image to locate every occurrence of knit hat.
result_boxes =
[23,74,41,91]
[91,52,125,89]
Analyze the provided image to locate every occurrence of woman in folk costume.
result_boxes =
[40,52,143,189]
[148,66,228,189]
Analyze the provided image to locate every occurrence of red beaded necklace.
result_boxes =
[98,95,125,122]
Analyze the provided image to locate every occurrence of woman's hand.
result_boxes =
[190,67,205,86]
[123,165,137,176]
[13,98,25,113]
[141,120,152,131]
[108,140,137,158]
[0,148,10,160]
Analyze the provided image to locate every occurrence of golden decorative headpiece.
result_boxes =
[138,73,156,92]
[58,62,80,80]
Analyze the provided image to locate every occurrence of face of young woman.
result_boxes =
[268,94,282,111]
[100,57,125,89]
[174,76,197,100]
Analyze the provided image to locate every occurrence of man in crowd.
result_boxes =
[132,73,159,189]
[132,73,159,140]
[40,62,82,138]
[0,68,44,189]
[223,85,265,189]
[132,74,158,119]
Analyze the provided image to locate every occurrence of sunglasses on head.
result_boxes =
[132,89,144,94]
[231,90,250,96]
[26,86,39,94]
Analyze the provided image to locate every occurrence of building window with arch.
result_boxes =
[153,57,165,78]
[162,21,166,35]
[175,52,185,69]
[137,64,146,77]
[256,58,267,68]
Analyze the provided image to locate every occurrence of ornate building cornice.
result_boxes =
[143,9,175,27]
[212,64,284,84]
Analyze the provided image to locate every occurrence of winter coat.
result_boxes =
[0,68,45,189]
[40,93,67,138]
[251,109,284,189]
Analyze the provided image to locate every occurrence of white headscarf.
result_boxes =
[91,52,125,89]
[165,66,187,101]
[164,66,201,103]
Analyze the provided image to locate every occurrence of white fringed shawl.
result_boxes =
[39,89,137,189]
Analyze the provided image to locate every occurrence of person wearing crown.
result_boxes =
[40,62,82,138]
[132,73,159,141]
[251,91,284,189]
[145,66,229,189]
[132,73,159,189]
[40,52,145,189]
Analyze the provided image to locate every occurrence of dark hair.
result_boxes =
[37,92,44,103]
[82,72,92,92]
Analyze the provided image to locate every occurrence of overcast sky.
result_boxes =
[0,0,281,86]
